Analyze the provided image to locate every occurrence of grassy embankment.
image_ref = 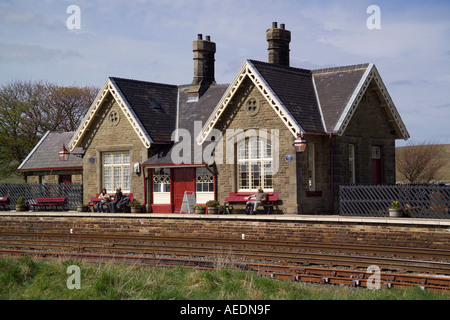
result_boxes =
[0,256,448,300]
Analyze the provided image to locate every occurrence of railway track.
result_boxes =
[0,231,449,293]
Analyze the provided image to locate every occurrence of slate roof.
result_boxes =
[312,64,370,132]
[249,60,325,133]
[110,77,178,143]
[18,131,83,171]
[143,83,229,166]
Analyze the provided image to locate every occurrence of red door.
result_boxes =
[59,175,72,184]
[173,168,196,213]
[371,146,382,184]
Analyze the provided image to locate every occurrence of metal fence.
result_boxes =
[0,183,82,211]
[339,184,450,219]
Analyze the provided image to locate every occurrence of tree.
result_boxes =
[396,141,447,183]
[0,80,98,178]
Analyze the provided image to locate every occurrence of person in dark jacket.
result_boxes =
[108,187,123,213]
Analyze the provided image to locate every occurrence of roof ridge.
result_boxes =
[312,63,370,74]
[109,76,178,88]
[248,59,312,74]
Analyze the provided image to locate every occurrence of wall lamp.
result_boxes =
[59,144,84,161]
[293,133,307,153]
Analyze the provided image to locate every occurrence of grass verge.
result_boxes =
[0,256,449,300]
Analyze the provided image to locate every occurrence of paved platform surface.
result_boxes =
[1,210,450,226]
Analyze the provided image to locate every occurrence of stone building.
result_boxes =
[47,22,408,214]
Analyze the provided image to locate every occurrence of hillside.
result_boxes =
[396,144,450,183]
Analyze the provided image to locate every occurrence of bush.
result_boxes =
[205,200,220,207]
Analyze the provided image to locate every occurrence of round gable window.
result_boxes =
[108,110,120,126]
[245,97,260,117]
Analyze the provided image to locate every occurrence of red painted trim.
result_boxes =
[142,165,146,209]
[141,163,206,168]
[170,168,174,207]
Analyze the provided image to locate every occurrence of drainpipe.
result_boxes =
[142,165,147,211]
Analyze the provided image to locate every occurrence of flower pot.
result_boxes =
[131,207,142,213]
[207,207,218,214]
[389,208,403,217]
[77,205,87,212]
[195,207,206,214]
[15,205,27,212]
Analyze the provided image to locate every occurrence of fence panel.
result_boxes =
[340,184,450,219]
[0,183,82,211]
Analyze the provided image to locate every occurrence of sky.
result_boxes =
[0,0,449,147]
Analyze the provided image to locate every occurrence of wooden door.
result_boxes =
[173,168,196,213]
[371,146,382,184]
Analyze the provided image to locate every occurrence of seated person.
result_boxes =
[246,187,267,215]
[96,188,110,213]
[107,187,123,213]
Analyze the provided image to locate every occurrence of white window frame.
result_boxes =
[103,152,130,193]
[196,167,214,203]
[237,137,274,191]
[153,168,171,204]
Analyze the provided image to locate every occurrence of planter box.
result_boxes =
[207,207,218,214]
[389,209,403,217]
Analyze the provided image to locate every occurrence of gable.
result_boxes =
[110,77,178,143]
[197,60,304,144]
[312,64,370,132]
[249,60,324,133]
[313,64,409,140]
[69,78,178,151]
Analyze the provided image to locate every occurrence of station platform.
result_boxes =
[1,210,450,226]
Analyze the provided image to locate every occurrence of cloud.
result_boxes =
[0,43,82,62]
[0,3,64,31]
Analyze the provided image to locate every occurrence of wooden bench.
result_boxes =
[0,197,8,210]
[30,198,66,211]
[224,191,280,214]
[88,193,134,213]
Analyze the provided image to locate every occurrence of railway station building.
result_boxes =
[23,22,409,214]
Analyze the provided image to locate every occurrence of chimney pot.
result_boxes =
[189,33,216,99]
[266,22,291,66]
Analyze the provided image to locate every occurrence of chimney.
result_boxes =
[189,34,216,99]
[266,22,291,66]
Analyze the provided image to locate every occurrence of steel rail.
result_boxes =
[1,233,450,275]
[2,231,450,262]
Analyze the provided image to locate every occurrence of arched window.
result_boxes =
[237,137,273,191]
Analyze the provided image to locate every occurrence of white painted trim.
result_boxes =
[17,131,50,170]
[370,66,410,140]
[69,78,153,151]
[334,64,374,135]
[247,60,304,137]
[196,60,303,145]
[108,78,153,148]
[312,76,327,132]
[334,64,410,140]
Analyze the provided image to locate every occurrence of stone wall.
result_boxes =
[25,171,83,184]
[1,215,449,251]
[80,96,148,205]
[212,78,299,214]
